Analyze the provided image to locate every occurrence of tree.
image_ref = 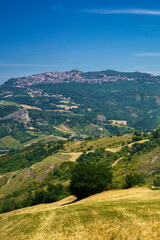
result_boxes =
[125,173,145,188]
[69,162,112,199]
[153,176,160,186]
[1,199,13,213]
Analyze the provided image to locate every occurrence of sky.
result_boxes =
[1,0,160,83]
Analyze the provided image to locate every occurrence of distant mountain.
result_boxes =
[2,69,160,88]
[0,69,160,148]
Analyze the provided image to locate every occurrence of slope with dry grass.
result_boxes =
[0,187,160,240]
[63,134,133,153]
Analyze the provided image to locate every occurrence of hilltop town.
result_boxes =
[12,69,160,88]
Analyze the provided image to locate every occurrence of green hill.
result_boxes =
[0,128,160,214]
[1,69,160,148]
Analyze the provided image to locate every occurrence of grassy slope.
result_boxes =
[0,153,70,197]
[0,134,67,149]
[0,136,150,198]
[0,187,160,240]
[63,134,133,152]
[113,146,160,186]
[0,136,20,149]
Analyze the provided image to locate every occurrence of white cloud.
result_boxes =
[85,9,160,16]
[135,53,160,57]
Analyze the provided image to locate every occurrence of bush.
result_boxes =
[153,176,160,186]
[69,162,112,199]
[125,173,146,188]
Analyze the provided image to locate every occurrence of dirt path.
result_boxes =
[106,139,149,153]
[112,156,124,167]
[63,139,149,163]
[20,104,42,110]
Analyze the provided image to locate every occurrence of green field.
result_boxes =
[0,136,21,149]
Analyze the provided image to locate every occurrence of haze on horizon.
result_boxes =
[1,0,160,84]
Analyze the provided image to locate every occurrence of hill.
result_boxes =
[0,134,132,202]
[1,69,160,148]
[0,187,159,240]
[0,128,160,213]
[1,69,160,238]
[0,128,159,239]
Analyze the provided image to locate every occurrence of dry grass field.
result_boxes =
[109,120,127,126]
[61,152,83,161]
[20,104,42,110]
[64,134,133,153]
[53,124,75,134]
[56,104,78,110]
[0,187,159,240]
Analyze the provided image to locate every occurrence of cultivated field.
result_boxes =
[53,124,75,134]
[56,104,78,110]
[110,120,127,126]
[0,187,160,240]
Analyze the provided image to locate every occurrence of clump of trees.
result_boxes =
[0,140,64,173]
[153,176,160,187]
[125,173,146,188]
[132,130,148,142]
[69,162,112,199]
[0,183,69,214]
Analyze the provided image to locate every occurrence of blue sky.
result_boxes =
[1,0,160,83]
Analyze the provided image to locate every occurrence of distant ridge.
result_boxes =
[2,69,159,88]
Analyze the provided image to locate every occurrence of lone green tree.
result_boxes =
[69,162,112,199]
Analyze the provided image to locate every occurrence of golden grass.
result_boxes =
[61,152,83,162]
[56,104,78,110]
[3,94,13,98]
[20,104,41,110]
[0,188,160,240]
[59,100,70,104]
[63,139,148,164]
[64,134,133,152]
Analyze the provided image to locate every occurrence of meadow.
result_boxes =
[0,187,159,240]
